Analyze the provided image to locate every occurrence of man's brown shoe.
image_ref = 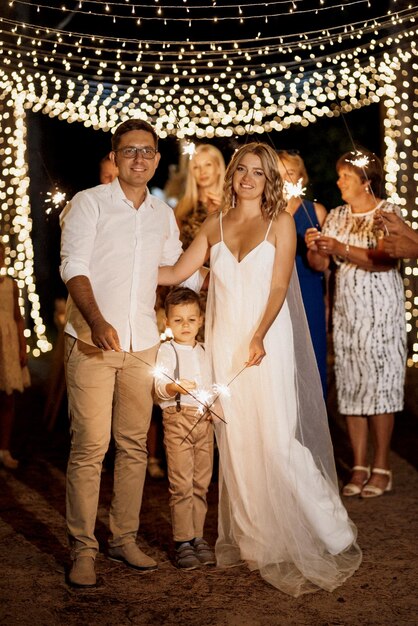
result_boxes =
[68,555,96,588]
[108,543,157,571]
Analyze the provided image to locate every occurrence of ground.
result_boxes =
[0,357,417,626]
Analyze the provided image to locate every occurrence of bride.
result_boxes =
[158,142,361,597]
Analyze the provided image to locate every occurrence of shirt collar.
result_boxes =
[172,340,197,351]
[110,177,153,210]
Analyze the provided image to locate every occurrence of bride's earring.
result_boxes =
[231,191,236,208]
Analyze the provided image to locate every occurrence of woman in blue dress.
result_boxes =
[277,151,328,396]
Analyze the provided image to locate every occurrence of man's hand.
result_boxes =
[381,235,418,259]
[374,210,418,259]
[90,318,121,351]
[374,210,409,237]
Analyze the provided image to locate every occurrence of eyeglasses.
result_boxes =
[115,146,158,160]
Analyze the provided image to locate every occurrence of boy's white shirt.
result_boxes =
[154,340,212,409]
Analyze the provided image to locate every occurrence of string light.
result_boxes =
[7,0,381,23]
[0,92,52,357]
[382,53,418,368]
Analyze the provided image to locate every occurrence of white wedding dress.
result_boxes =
[205,214,362,597]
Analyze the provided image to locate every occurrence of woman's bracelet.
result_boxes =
[344,243,350,259]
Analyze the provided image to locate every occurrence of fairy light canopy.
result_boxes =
[0,0,417,364]
[0,1,417,137]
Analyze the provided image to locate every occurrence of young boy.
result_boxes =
[154,287,215,570]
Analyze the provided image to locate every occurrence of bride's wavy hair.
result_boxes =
[222,142,287,219]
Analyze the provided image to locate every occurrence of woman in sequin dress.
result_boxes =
[305,150,407,499]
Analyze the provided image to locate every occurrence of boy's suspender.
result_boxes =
[169,341,182,412]
[169,341,204,412]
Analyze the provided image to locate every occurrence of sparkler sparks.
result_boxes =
[195,388,214,416]
[283,178,306,201]
[182,140,196,159]
[212,383,230,398]
[151,361,225,425]
[152,365,169,382]
[346,151,371,169]
[45,188,67,214]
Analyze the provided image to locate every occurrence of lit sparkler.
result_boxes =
[182,140,196,159]
[195,388,215,416]
[346,151,371,169]
[283,178,306,201]
[212,383,230,398]
[151,359,225,425]
[45,187,67,214]
[130,352,248,444]
[152,364,170,382]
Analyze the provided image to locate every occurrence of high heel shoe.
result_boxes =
[361,468,392,498]
[342,465,370,497]
[0,449,19,469]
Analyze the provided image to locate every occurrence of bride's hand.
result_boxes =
[246,335,266,367]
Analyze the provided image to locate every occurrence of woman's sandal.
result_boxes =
[361,468,392,499]
[342,465,370,497]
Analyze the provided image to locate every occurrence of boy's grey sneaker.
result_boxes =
[175,542,201,570]
[194,538,216,565]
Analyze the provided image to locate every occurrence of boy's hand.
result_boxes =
[166,379,197,396]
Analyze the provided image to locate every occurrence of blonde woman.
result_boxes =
[175,144,226,249]
[158,142,361,597]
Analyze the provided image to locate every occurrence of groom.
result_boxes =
[60,118,203,587]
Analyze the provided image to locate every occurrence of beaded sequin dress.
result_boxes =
[322,200,406,415]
